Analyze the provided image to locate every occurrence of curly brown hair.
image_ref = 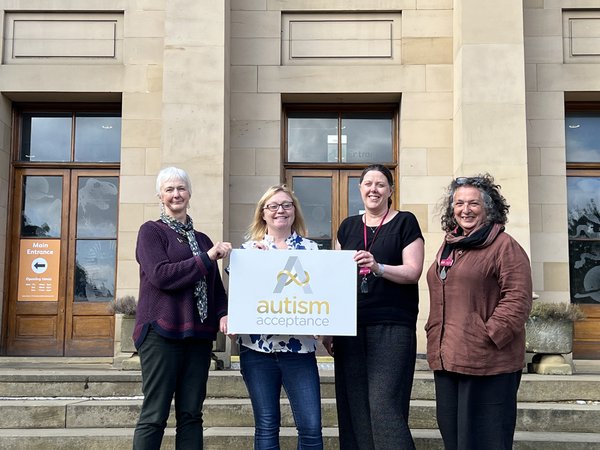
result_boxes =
[440,173,510,232]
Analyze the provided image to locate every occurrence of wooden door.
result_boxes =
[566,173,600,359]
[285,169,376,249]
[5,169,117,356]
[574,305,600,358]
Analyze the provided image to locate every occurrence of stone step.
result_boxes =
[0,427,599,450]
[2,370,600,402]
[1,397,599,433]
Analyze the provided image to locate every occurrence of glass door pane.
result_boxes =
[74,176,119,302]
[21,176,63,237]
[347,176,363,216]
[290,176,333,249]
[74,240,117,302]
[567,177,600,304]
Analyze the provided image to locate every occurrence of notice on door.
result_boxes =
[17,239,60,302]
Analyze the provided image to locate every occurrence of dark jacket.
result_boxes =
[426,228,532,376]
[133,220,228,348]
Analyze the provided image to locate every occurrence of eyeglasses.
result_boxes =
[455,176,484,187]
[263,202,294,211]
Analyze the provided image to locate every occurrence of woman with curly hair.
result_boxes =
[426,174,532,450]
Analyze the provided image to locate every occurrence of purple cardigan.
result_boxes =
[133,220,228,348]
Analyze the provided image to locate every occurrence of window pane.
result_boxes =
[77,177,119,238]
[347,176,363,217]
[292,177,332,245]
[21,176,63,238]
[567,177,600,304]
[74,240,116,302]
[75,114,121,162]
[569,240,600,304]
[566,113,600,163]
[342,112,393,163]
[567,177,600,239]
[288,113,338,162]
[20,113,71,162]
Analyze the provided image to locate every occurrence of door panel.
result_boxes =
[65,170,117,356]
[286,169,365,249]
[567,175,600,359]
[6,169,117,356]
[7,169,69,355]
[574,305,600,359]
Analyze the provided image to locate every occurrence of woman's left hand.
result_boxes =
[219,315,231,335]
[354,250,378,272]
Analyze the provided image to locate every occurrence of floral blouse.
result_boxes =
[237,232,319,353]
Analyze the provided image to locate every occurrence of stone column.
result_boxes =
[161,0,230,242]
[453,0,531,252]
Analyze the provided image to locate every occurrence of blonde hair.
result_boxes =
[246,184,308,241]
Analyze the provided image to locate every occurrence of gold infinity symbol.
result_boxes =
[276,270,310,287]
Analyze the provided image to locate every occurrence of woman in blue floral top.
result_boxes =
[238,184,323,449]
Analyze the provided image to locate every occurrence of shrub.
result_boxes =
[529,301,585,322]
[110,295,137,316]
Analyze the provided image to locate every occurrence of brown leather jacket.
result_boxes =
[426,228,532,376]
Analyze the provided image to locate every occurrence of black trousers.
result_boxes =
[434,369,522,450]
[133,327,213,450]
[333,324,417,450]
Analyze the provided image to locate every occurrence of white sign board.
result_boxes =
[228,249,357,336]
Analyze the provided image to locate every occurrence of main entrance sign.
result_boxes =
[17,239,61,302]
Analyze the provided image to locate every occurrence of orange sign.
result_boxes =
[17,239,61,302]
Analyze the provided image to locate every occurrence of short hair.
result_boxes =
[439,173,510,232]
[246,184,308,241]
[155,167,192,197]
[359,164,394,207]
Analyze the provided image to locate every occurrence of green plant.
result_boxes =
[529,301,585,322]
[110,295,137,316]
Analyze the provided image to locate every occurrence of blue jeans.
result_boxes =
[133,327,213,450]
[239,346,323,450]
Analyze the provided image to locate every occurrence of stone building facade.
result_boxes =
[0,0,598,359]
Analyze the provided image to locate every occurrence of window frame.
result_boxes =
[12,103,121,169]
[282,103,399,170]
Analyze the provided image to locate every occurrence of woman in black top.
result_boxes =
[323,164,424,450]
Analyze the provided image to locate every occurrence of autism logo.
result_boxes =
[273,256,312,294]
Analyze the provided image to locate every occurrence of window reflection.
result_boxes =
[74,240,116,302]
[348,176,363,216]
[292,177,332,242]
[566,113,600,163]
[20,114,71,162]
[77,177,119,238]
[568,177,600,304]
[288,113,338,162]
[75,114,121,162]
[21,176,62,238]
[342,112,393,163]
[287,110,394,164]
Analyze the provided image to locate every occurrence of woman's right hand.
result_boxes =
[322,336,334,357]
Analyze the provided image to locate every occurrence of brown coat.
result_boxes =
[426,229,532,376]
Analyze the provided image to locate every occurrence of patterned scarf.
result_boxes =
[160,211,208,322]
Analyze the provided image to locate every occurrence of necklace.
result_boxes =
[360,209,389,294]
